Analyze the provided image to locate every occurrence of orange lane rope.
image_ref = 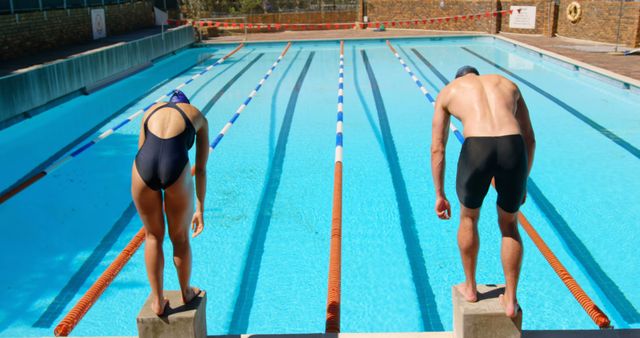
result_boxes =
[54,227,146,336]
[516,212,611,328]
[325,40,345,333]
[386,38,611,328]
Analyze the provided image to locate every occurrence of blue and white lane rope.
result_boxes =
[46,43,245,174]
[208,42,292,151]
[0,44,244,205]
[385,40,464,144]
[335,42,345,163]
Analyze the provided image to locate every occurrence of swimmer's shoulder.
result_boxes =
[176,103,206,129]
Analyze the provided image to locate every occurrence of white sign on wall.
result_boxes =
[91,9,107,39]
[509,6,537,29]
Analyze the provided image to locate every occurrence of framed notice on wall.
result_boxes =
[509,6,537,29]
[91,9,107,40]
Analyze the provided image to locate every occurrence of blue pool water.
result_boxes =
[0,36,639,336]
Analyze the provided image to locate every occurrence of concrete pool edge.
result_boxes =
[31,329,640,337]
[492,35,640,93]
[199,32,640,93]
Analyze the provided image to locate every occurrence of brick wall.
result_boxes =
[197,10,357,37]
[366,0,498,33]
[364,0,640,47]
[0,1,154,61]
[556,0,640,47]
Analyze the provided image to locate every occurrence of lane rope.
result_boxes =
[325,40,344,334]
[385,40,611,329]
[207,42,292,152]
[54,228,146,336]
[0,43,244,206]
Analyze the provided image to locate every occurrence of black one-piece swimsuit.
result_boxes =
[135,103,196,191]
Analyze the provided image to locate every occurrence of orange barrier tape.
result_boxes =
[54,227,146,336]
[184,9,514,31]
[517,213,611,328]
[325,161,343,333]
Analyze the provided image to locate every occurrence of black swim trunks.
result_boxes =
[456,134,528,213]
[135,103,196,191]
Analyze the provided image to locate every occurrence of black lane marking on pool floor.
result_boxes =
[33,202,137,327]
[361,49,444,331]
[410,47,640,324]
[352,45,385,154]
[0,52,224,202]
[229,51,315,333]
[197,52,265,116]
[460,46,640,161]
[190,49,255,101]
[270,50,303,158]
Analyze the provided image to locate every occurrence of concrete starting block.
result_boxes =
[137,290,207,338]
[453,284,522,338]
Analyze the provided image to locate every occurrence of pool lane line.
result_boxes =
[387,41,612,329]
[34,203,137,328]
[54,227,146,336]
[229,51,314,333]
[460,46,640,160]
[200,52,266,116]
[361,48,444,331]
[0,49,229,204]
[411,45,640,326]
[190,48,255,101]
[207,42,292,152]
[325,40,344,334]
[0,43,244,206]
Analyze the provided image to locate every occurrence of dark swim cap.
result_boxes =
[169,90,190,104]
[455,66,480,79]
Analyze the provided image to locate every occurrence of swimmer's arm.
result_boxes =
[515,92,536,176]
[431,93,451,198]
[194,117,209,214]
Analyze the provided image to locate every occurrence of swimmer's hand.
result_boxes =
[191,211,204,238]
[435,196,451,220]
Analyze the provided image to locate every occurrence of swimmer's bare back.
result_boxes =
[437,74,524,138]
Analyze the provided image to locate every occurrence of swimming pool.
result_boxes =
[0,35,639,337]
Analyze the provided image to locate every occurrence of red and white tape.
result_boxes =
[167,9,515,30]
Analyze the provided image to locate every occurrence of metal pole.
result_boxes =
[38,0,43,11]
[614,0,624,52]
[9,0,14,14]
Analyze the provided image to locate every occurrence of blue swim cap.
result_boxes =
[169,90,190,104]
[455,66,479,79]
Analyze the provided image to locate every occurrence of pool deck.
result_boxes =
[203,29,640,82]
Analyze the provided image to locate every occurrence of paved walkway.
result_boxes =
[204,29,640,81]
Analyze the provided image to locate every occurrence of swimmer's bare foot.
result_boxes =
[499,294,520,318]
[182,286,201,304]
[455,282,478,302]
[150,298,169,316]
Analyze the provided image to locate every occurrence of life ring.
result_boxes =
[566,1,582,23]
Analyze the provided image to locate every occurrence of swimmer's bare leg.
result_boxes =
[132,164,169,316]
[164,165,202,305]
[457,205,480,302]
[497,205,523,318]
